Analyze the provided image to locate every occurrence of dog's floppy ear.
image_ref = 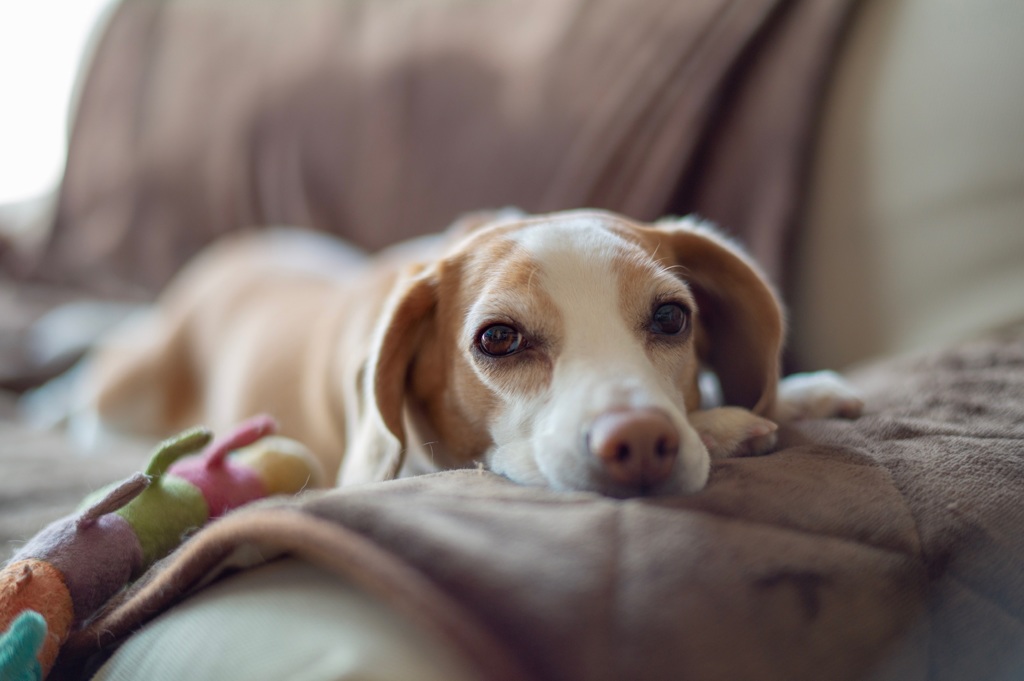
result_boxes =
[341,265,438,485]
[652,217,784,416]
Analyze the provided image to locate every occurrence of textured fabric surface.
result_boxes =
[25,0,854,298]
[56,332,1024,681]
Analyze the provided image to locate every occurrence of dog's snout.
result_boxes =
[588,408,679,489]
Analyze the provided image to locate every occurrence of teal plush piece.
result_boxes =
[0,610,46,681]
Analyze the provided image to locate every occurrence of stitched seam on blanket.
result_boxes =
[941,500,1024,623]
[327,493,921,557]
[945,572,1024,626]
[688,508,919,559]
[867,458,934,679]
[873,432,1024,443]
[328,465,929,556]
[609,504,624,681]
[310,490,922,558]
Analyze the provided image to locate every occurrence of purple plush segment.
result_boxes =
[14,513,143,622]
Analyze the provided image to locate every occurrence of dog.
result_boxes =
[81,209,863,497]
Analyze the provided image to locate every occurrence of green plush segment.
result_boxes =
[146,427,213,478]
[117,477,209,568]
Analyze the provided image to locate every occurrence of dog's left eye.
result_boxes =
[650,303,689,336]
[478,324,525,357]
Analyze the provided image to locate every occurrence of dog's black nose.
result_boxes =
[588,408,679,489]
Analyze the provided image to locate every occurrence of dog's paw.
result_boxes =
[775,370,865,422]
[690,407,778,459]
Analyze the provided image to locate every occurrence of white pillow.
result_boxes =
[92,559,480,681]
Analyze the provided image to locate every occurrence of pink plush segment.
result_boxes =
[168,414,276,517]
[170,459,267,518]
[14,512,143,623]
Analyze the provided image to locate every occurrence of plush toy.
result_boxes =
[0,415,325,678]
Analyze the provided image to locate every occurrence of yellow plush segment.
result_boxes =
[0,559,74,675]
[232,436,327,495]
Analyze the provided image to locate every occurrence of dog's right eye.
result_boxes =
[650,302,689,336]
[478,324,525,357]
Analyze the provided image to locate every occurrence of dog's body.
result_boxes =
[84,210,862,497]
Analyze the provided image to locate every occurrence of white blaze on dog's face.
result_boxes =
[455,216,705,496]
[364,210,783,496]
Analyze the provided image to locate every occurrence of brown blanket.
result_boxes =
[56,332,1024,680]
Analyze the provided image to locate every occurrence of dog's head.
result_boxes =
[345,209,783,496]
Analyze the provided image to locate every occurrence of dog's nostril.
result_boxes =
[615,444,631,462]
[655,437,669,458]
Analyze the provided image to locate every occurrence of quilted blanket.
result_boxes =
[54,332,1024,681]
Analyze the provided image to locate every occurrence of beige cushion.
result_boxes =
[91,559,480,681]
[792,0,1024,370]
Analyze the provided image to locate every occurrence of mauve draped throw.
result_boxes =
[33,0,853,298]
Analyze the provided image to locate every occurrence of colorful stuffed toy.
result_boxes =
[0,415,325,679]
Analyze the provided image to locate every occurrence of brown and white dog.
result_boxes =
[82,209,862,497]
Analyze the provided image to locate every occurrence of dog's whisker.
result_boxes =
[422,441,439,464]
